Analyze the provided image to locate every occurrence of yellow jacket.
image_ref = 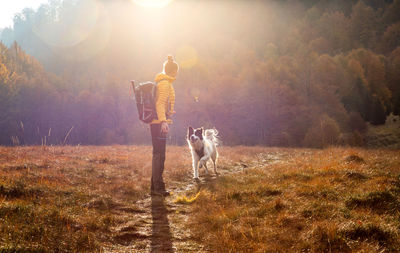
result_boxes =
[151,73,176,124]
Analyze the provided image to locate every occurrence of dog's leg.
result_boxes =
[203,163,209,174]
[193,155,199,179]
[211,151,218,175]
[212,159,217,174]
[199,150,211,169]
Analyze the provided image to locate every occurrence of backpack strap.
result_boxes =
[156,79,168,84]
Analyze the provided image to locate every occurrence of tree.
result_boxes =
[368,95,386,125]
[350,1,380,49]
[303,115,340,148]
[383,0,400,25]
[316,11,351,54]
[387,47,400,114]
[382,22,400,53]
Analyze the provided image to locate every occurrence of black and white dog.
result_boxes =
[187,126,219,179]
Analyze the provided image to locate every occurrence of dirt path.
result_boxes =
[99,164,245,252]
[101,152,283,252]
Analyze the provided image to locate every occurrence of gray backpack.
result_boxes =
[131,81,157,124]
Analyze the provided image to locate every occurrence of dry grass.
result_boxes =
[188,147,400,252]
[0,145,399,252]
[0,145,193,251]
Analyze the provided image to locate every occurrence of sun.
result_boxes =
[132,0,173,8]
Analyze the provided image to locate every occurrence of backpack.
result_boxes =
[131,81,157,124]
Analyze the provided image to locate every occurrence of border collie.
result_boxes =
[187,126,219,179]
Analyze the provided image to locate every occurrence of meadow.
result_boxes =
[0,145,399,252]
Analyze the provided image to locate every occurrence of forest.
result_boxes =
[0,0,400,146]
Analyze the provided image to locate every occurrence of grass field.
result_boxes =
[0,145,399,252]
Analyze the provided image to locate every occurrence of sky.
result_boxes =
[0,0,48,29]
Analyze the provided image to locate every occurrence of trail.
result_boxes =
[101,153,282,252]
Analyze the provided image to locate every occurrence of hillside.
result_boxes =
[0,146,399,252]
[366,114,400,148]
[0,0,399,146]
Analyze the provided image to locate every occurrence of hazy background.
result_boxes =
[0,0,399,146]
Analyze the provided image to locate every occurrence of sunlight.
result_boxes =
[176,45,198,69]
[0,0,47,28]
[132,0,174,8]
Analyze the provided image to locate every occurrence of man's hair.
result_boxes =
[163,55,179,75]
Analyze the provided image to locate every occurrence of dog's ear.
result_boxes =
[188,126,194,138]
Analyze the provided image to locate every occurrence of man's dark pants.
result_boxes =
[150,124,166,192]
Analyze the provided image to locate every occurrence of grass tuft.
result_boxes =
[310,223,351,252]
[339,222,395,246]
[345,170,369,180]
[345,190,399,213]
[0,181,43,199]
[83,197,119,211]
[344,154,366,163]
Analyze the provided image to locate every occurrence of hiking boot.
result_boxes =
[160,190,170,196]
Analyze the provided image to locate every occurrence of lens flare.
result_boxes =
[33,0,99,48]
[55,3,111,62]
[176,45,198,69]
[132,0,173,8]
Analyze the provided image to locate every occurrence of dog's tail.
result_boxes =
[205,128,220,146]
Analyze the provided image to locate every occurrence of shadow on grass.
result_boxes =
[193,173,219,193]
[151,195,173,252]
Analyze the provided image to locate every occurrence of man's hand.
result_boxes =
[167,110,176,116]
[161,122,169,134]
